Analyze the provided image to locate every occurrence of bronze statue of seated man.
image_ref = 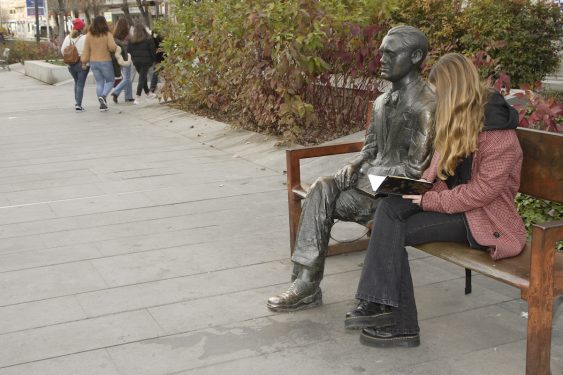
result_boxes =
[267,25,436,312]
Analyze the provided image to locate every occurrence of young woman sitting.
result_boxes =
[345,53,527,348]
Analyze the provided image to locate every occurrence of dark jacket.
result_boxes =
[358,77,436,180]
[128,38,155,67]
[115,38,128,61]
[153,34,164,64]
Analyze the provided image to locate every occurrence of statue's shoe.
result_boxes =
[267,279,322,312]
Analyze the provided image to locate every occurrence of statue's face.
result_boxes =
[379,34,416,82]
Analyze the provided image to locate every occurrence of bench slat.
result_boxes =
[416,242,532,291]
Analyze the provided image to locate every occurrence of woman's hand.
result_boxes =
[403,194,422,206]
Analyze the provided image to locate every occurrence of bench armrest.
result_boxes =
[286,141,364,192]
[528,219,563,298]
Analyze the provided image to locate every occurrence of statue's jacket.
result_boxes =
[357,78,436,186]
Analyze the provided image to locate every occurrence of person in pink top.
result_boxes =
[345,53,527,348]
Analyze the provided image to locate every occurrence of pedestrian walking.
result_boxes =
[61,18,88,112]
[128,23,156,105]
[81,15,118,112]
[111,18,134,103]
[149,31,164,94]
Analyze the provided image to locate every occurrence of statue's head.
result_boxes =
[379,25,428,82]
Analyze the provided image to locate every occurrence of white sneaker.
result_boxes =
[146,92,156,100]
[133,96,142,105]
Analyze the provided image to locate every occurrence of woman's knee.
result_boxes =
[375,196,418,221]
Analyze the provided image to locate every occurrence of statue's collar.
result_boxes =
[385,77,421,107]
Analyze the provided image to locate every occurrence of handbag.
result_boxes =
[111,53,122,79]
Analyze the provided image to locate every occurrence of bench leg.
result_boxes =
[464,268,472,295]
[286,150,303,256]
[525,224,557,375]
[287,193,301,256]
[526,296,553,375]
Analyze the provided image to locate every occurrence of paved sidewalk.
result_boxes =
[0,67,561,375]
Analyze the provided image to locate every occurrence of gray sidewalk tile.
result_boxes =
[0,350,120,375]
[0,243,101,273]
[0,261,108,306]
[0,235,46,255]
[48,191,156,217]
[0,295,87,335]
[75,261,293,317]
[38,206,285,249]
[4,184,108,206]
[0,310,162,368]
[0,205,56,225]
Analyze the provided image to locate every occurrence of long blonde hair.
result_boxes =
[428,53,489,180]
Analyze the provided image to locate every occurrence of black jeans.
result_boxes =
[150,63,159,92]
[134,64,150,96]
[355,196,469,334]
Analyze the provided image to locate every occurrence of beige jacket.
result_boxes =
[81,33,117,63]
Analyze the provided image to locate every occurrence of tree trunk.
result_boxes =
[84,8,91,24]
[57,0,65,42]
[135,0,150,27]
[53,10,60,30]
[121,0,134,25]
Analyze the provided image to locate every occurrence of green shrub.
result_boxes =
[160,0,392,144]
[460,0,561,86]
[7,40,60,64]
[161,0,561,144]
[516,193,563,252]
[391,0,562,86]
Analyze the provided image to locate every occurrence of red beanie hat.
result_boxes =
[72,18,85,31]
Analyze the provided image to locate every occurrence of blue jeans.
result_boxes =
[68,62,89,106]
[90,61,115,98]
[355,196,470,334]
[113,65,133,100]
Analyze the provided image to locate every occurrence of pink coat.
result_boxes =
[421,129,527,260]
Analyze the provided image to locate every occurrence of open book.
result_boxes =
[355,175,433,197]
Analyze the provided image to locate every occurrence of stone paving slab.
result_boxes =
[0,68,561,375]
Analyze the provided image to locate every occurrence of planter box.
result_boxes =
[24,60,71,85]
[24,60,97,85]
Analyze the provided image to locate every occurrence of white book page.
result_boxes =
[368,175,386,192]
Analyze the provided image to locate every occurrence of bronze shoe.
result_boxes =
[267,279,322,312]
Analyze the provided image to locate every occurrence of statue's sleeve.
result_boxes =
[404,106,434,179]
[358,103,378,161]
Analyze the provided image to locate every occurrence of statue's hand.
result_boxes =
[334,164,358,190]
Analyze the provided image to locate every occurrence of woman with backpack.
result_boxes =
[61,18,88,112]
[128,23,156,104]
[81,15,118,111]
[111,18,134,103]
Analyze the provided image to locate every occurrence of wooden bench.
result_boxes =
[286,121,562,375]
